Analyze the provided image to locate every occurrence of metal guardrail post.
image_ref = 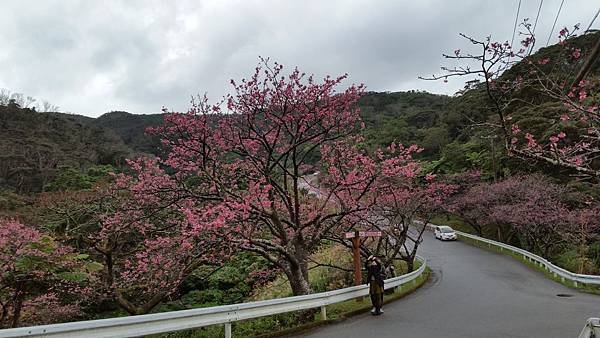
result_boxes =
[321,305,327,320]
[578,318,600,338]
[225,322,232,338]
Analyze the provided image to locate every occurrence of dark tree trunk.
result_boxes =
[285,257,312,296]
[115,290,166,315]
[0,302,7,328]
[405,257,415,273]
[10,290,23,328]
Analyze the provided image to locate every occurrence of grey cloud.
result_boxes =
[0,0,597,117]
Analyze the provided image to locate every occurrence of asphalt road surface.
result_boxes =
[298,233,599,338]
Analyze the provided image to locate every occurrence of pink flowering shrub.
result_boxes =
[94,157,233,315]
[0,219,96,328]
[448,175,598,259]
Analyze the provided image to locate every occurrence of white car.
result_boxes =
[434,225,457,241]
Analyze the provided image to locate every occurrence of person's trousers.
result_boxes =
[370,292,383,311]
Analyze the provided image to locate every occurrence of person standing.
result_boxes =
[366,256,385,315]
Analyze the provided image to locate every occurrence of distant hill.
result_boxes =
[92,111,164,155]
[358,91,452,155]
[0,104,132,193]
[0,92,454,193]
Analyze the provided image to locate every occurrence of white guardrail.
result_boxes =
[421,221,600,286]
[0,256,426,338]
[579,318,600,338]
[453,230,600,287]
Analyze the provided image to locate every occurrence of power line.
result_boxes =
[585,7,600,32]
[547,0,566,46]
[532,0,544,34]
[528,0,544,55]
[511,0,522,47]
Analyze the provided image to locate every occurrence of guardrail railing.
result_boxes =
[421,220,600,287]
[453,230,600,287]
[0,256,427,338]
[579,318,600,338]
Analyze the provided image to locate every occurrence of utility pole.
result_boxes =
[571,34,600,88]
[481,134,499,181]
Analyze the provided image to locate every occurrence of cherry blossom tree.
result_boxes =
[445,171,515,238]
[94,157,234,315]
[0,219,96,328]
[149,59,378,296]
[345,144,455,272]
[486,175,574,257]
[448,174,588,257]
[422,21,599,178]
[443,171,487,236]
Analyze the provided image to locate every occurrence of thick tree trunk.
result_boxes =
[406,258,415,273]
[10,290,23,328]
[115,290,166,315]
[103,250,165,315]
[0,302,7,328]
[286,259,312,296]
[468,220,483,236]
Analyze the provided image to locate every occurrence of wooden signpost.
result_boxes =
[344,230,382,289]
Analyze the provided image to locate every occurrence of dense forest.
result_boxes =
[0,104,131,193]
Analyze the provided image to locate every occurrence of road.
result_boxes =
[298,233,599,338]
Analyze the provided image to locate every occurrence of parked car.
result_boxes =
[434,225,457,241]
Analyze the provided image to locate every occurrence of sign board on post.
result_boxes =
[345,231,382,238]
[345,229,384,302]
[359,231,382,237]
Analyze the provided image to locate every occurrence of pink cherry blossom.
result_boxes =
[538,58,550,65]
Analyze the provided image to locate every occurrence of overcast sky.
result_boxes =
[0,0,598,117]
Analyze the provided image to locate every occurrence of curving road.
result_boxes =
[298,233,599,338]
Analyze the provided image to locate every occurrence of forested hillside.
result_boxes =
[433,30,600,182]
[2,32,598,194]
[0,92,455,194]
[91,111,164,155]
[0,104,131,193]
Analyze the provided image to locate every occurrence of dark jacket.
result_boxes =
[366,263,385,288]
